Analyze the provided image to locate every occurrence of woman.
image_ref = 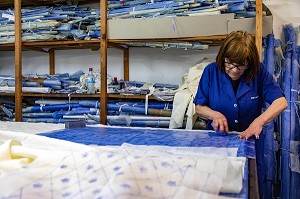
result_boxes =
[193,31,287,139]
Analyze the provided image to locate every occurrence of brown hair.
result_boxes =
[216,31,260,81]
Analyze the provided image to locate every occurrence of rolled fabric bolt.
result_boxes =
[2,106,14,119]
[148,108,172,117]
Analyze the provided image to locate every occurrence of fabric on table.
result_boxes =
[120,143,245,193]
[0,121,64,135]
[120,142,239,157]
[0,140,34,171]
[0,130,92,151]
[39,126,256,158]
[0,131,245,198]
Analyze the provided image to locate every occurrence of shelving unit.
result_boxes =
[0,0,131,122]
[0,2,264,197]
[0,0,263,130]
[0,40,127,75]
[104,0,264,125]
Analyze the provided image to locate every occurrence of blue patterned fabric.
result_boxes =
[40,127,255,198]
[40,126,255,158]
[39,126,255,198]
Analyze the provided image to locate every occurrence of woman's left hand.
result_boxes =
[238,119,263,140]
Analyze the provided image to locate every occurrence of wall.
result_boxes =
[0,47,218,85]
[0,0,299,85]
[264,0,300,45]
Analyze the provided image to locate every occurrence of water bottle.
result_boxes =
[87,67,95,94]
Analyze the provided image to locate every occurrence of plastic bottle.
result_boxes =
[87,67,95,94]
[113,76,118,85]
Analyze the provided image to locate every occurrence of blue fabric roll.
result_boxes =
[280,24,293,199]
[262,34,275,199]
[22,118,76,123]
[23,112,54,118]
[290,28,300,199]
[23,103,81,113]
[79,100,173,110]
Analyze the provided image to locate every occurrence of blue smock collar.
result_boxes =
[220,71,251,99]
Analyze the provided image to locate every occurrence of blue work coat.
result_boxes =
[193,62,284,131]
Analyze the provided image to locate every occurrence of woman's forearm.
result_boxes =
[195,104,216,120]
[255,96,288,126]
[239,96,288,139]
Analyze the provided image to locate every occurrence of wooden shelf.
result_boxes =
[109,35,228,43]
[23,40,101,51]
[22,93,100,98]
[0,93,14,97]
[108,94,155,100]
[0,0,99,7]
[109,35,227,48]
[0,43,15,51]
[0,92,155,100]
[0,40,127,51]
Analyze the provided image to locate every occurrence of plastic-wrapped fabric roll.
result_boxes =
[23,112,54,118]
[0,86,51,93]
[64,108,98,116]
[260,34,275,199]
[79,100,173,109]
[280,24,293,199]
[148,108,172,117]
[290,27,300,199]
[22,103,81,113]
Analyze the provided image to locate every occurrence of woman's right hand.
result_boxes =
[212,111,229,132]
[195,104,229,132]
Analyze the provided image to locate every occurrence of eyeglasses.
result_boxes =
[224,58,248,71]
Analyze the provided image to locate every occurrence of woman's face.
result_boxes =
[224,58,248,80]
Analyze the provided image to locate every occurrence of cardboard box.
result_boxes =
[108,14,273,39]
[228,15,273,37]
[108,13,235,39]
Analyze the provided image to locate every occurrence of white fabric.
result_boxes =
[0,86,51,93]
[0,130,245,198]
[0,121,64,135]
[121,142,239,157]
[169,58,214,129]
[0,130,92,151]
[121,143,245,193]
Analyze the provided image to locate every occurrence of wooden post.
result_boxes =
[14,0,22,122]
[100,0,108,124]
[249,158,260,198]
[49,49,55,75]
[124,47,129,81]
[248,2,263,198]
[256,0,263,61]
